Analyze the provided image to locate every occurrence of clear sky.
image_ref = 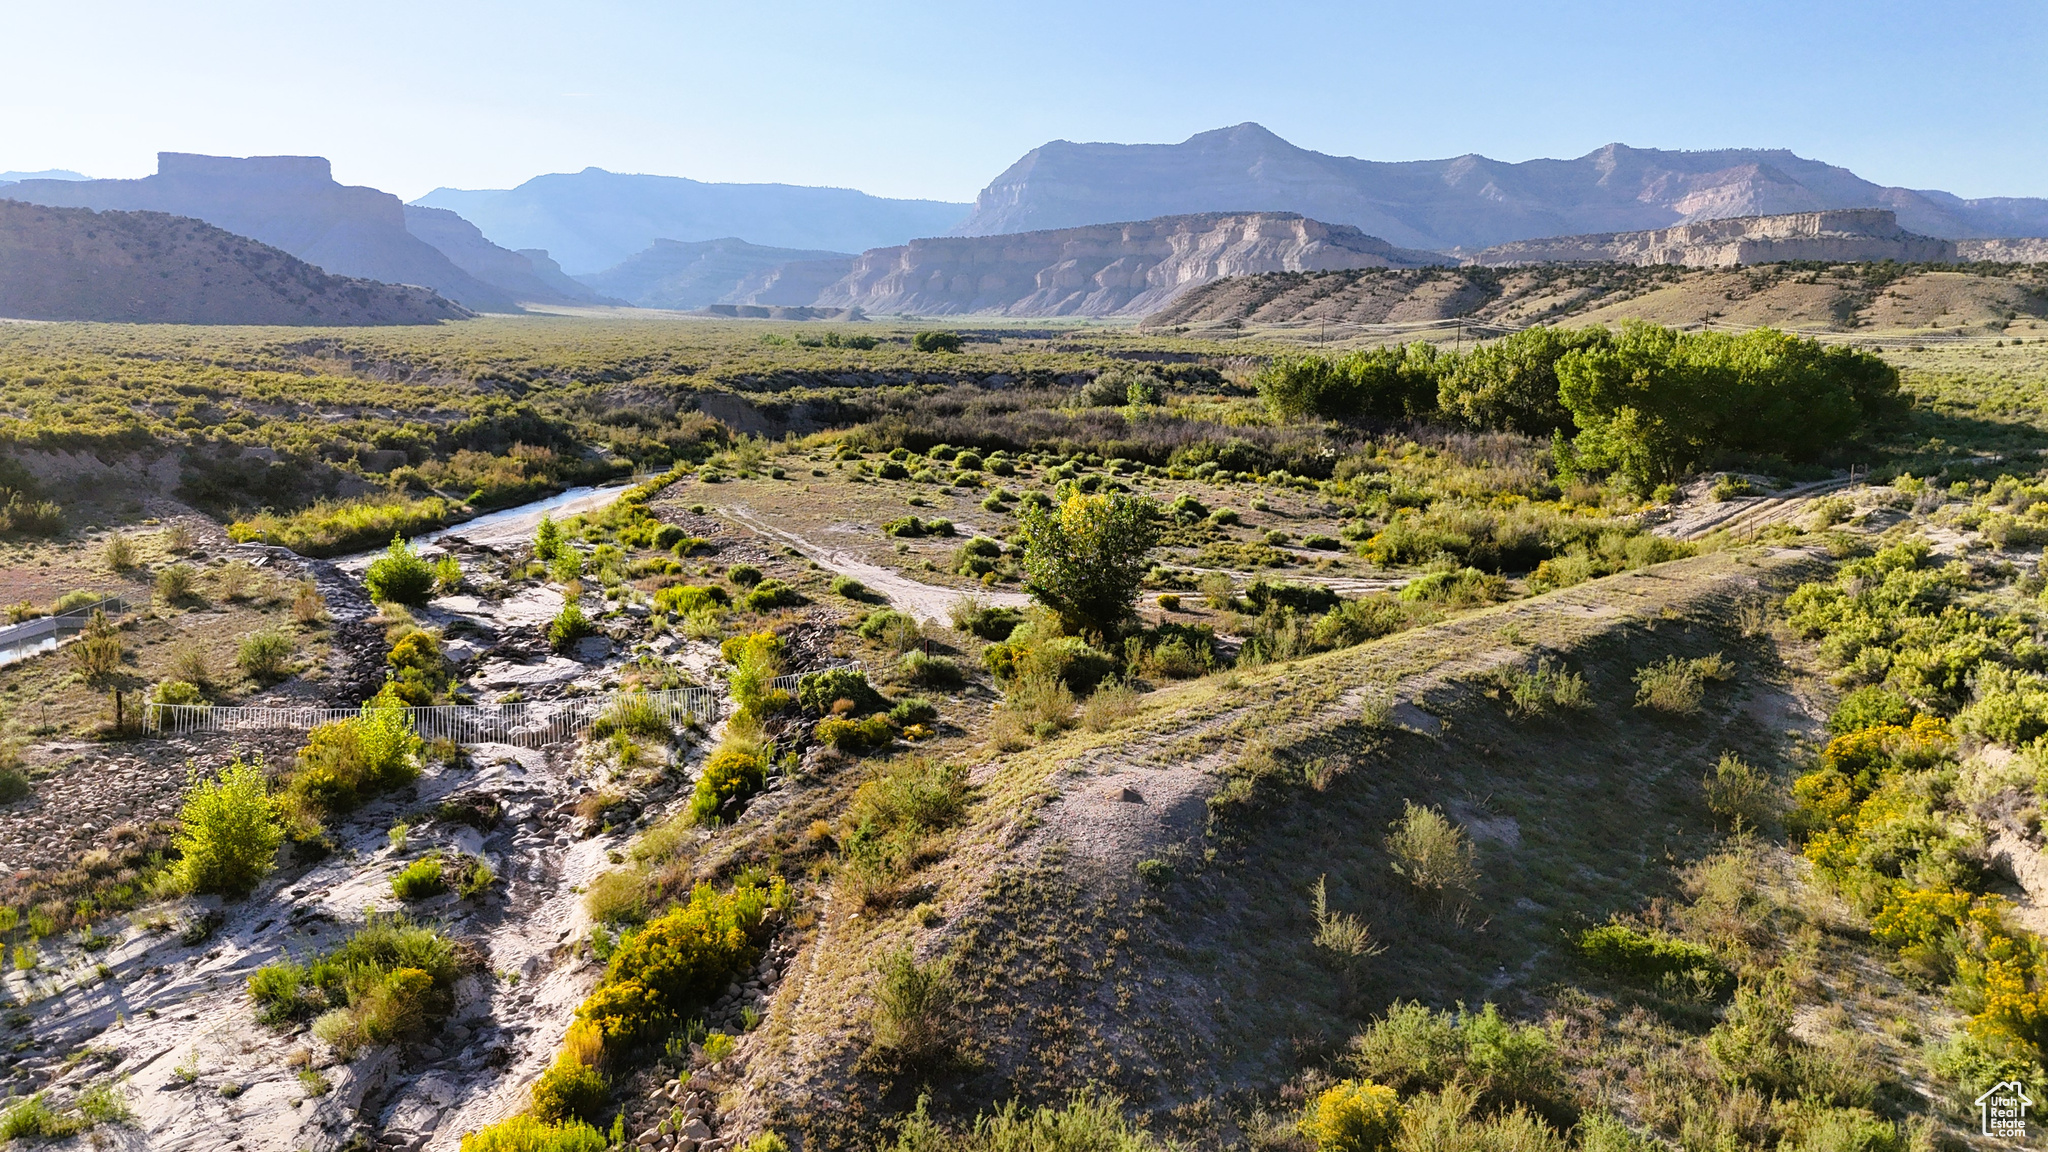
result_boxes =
[7,0,2044,203]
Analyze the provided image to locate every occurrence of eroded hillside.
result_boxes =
[1147,262,2048,341]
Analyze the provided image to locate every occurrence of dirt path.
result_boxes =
[719,504,1028,623]
[1655,477,1857,541]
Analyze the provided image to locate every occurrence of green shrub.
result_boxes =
[724,632,788,723]
[574,877,781,1044]
[1310,597,1409,650]
[1634,653,1731,715]
[1576,922,1733,999]
[230,496,453,558]
[912,331,962,353]
[285,704,423,821]
[1398,567,1507,605]
[851,756,969,835]
[529,1058,609,1125]
[877,1091,1162,1152]
[390,853,448,900]
[830,575,871,599]
[1827,686,1914,735]
[797,668,884,714]
[236,628,296,683]
[365,535,436,605]
[889,697,938,727]
[689,744,768,825]
[986,630,1117,694]
[0,1093,83,1141]
[1496,657,1590,719]
[1702,752,1783,830]
[548,603,596,653]
[1385,801,1477,911]
[460,1115,608,1152]
[817,714,894,753]
[156,563,198,602]
[1348,1001,1565,1117]
[726,563,763,587]
[896,650,964,688]
[858,608,923,650]
[583,869,651,925]
[1245,580,1339,614]
[0,748,30,805]
[740,579,805,612]
[869,946,957,1066]
[154,679,206,706]
[588,693,672,741]
[432,553,463,593]
[1302,1079,1402,1152]
[951,603,1025,642]
[171,755,283,897]
[652,583,728,615]
[252,913,463,1056]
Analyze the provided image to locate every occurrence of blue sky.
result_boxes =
[7,0,2044,202]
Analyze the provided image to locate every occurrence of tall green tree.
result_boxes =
[1438,325,1611,436]
[1555,322,1900,493]
[1018,492,1161,639]
[1257,342,1446,422]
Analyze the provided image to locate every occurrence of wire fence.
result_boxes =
[144,666,849,748]
[0,597,130,668]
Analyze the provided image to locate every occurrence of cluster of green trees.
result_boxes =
[1256,323,1905,493]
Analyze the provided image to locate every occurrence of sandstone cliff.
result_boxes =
[4,154,523,311]
[810,212,1440,317]
[1959,237,2048,263]
[955,123,2048,250]
[1463,210,1956,267]
[0,201,469,325]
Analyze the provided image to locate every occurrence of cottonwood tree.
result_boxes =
[1018,491,1161,639]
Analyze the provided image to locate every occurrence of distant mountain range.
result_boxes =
[800,212,1436,317]
[954,123,2048,251]
[576,237,853,311]
[0,201,467,325]
[8,126,2048,324]
[0,155,608,312]
[412,170,970,275]
[0,170,87,186]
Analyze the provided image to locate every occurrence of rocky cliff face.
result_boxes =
[811,212,1440,317]
[1464,210,1957,267]
[0,201,469,325]
[955,123,2048,249]
[402,206,617,307]
[3,155,526,311]
[1959,237,2048,262]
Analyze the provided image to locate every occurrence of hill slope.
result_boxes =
[736,548,1832,1144]
[811,212,1440,317]
[956,123,2048,249]
[0,201,469,325]
[401,205,618,307]
[577,237,854,310]
[1465,209,1957,267]
[413,169,971,275]
[3,154,525,312]
[1146,261,2048,337]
